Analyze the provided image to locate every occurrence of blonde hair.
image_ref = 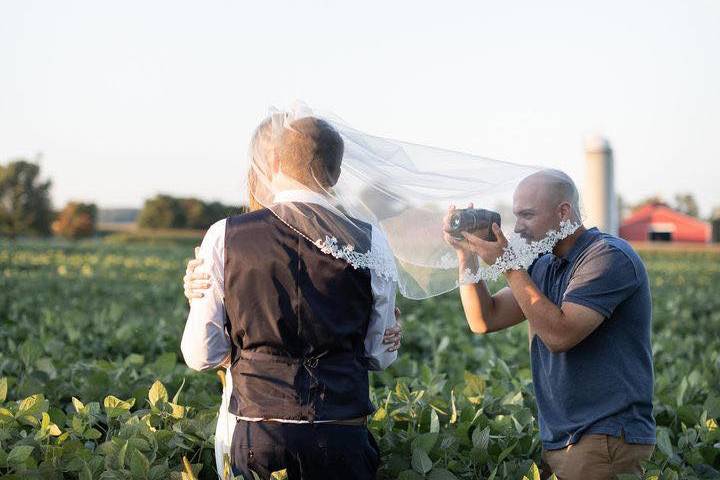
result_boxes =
[247,118,272,211]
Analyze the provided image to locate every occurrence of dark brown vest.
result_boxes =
[224,203,375,421]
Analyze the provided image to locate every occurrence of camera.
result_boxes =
[447,208,501,242]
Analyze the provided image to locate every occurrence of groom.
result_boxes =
[181,115,398,479]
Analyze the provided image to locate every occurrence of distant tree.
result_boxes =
[137,195,186,229]
[138,195,246,230]
[205,201,246,226]
[632,195,667,211]
[0,159,53,239]
[180,198,210,229]
[674,193,700,218]
[52,202,97,239]
[710,206,720,221]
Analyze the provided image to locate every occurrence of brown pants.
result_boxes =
[540,433,654,480]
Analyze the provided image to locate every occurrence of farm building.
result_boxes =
[619,203,711,243]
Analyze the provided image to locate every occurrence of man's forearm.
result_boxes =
[504,269,567,351]
[457,254,497,333]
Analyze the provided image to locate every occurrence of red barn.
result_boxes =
[619,203,710,243]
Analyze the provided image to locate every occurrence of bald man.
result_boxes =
[444,170,656,480]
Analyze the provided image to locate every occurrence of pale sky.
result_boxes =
[2,0,719,216]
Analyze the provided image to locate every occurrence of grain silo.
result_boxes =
[584,135,618,235]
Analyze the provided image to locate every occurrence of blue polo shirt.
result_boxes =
[527,227,656,450]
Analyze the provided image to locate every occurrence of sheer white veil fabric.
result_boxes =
[246,102,580,299]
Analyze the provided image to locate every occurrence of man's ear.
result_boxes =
[558,202,572,221]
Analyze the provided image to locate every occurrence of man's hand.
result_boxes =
[184,247,210,303]
[442,203,477,263]
[460,223,508,266]
[383,307,402,352]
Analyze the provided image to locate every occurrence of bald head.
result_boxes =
[513,169,581,241]
[517,169,580,219]
[276,117,344,190]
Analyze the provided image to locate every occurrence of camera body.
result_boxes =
[448,208,501,242]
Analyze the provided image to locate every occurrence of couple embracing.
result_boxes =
[180,106,655,480]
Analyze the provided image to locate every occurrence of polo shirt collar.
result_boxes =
[560,227,601,263]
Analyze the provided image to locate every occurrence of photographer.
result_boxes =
[444,170,655,480]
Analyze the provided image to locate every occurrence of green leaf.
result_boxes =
[129,448,150,479]
[35,357,57,378]
[104,395,135,418]
[428,468,459,480]
[17,393,49,417]
[412,432,438,454]
[79,461,93,480]
[172,377,186,404]
[430,409,440,433]
[148,380,168,407]
[72,397,85,413]
[656,428,674,458]
[496,440,517,463]
[526,462,541,480]
[450,389,458,424]
[0,377,7,403]
[398,470,425,480]
[151,352,177,377]
[472,426,490,450]
[149,461,170,480]
[84,427,102,440]
[271,470,288,480]
[703,396,720,419]
[116,440,128,469]
[7,445,34,465]
[463,372,486,404]
[168,402,186,419]
[676,376,688,406]
[372,407,387,422]
[411,447,433,474]
[19,339,42,368]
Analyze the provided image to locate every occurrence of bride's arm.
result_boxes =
[183,247,210,302]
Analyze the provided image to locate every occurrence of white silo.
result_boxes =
[583,135,618,235]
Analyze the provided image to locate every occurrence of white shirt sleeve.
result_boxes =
[180,219,231,371]
[364,226,399,371]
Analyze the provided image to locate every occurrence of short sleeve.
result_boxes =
[562,246,640,318]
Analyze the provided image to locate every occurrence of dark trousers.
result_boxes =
[231,419,380,480]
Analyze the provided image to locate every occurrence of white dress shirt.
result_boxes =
[180,189,398,474]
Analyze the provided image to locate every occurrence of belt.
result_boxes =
[238,416,367,426]
[326,416,367,426]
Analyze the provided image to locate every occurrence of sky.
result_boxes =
[1,0,719,216]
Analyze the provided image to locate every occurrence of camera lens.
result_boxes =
[450,213,462,230]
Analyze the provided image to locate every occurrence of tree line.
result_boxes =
[1,157,717,240]
[1,159,246,240]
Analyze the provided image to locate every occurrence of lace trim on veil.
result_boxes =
[267,207,400,281]
[315,236,399,281]
[460,220,580,284]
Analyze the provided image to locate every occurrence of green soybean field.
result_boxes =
[1,240,719,479]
